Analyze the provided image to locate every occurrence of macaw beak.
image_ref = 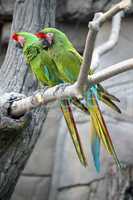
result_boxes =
[11,33,25,47]
[46,33,53,46]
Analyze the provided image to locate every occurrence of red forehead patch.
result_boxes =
[11,33,18,41]
[35,32,48,39]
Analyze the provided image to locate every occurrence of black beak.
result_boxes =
[41,39,51,49]
[15,43,23,49]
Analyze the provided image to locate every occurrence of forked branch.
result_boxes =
[77,0,131,90]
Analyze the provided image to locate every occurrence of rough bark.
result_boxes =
[56,0,133,22]
[1,0,133,22]
[0,0,55,199]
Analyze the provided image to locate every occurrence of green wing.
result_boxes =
[40,50,62,86]
[24,43,48,85]
[24,43,62,86]
[52,48,82,83]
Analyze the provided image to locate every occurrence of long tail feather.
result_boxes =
[97,84,121,113]
[71,97,90,115]
[60,99,87,167]
[89,97,121,169]
[97,84,120,102]
[100,95,121,114]
[90,118,100,172]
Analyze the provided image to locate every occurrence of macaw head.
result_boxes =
[35,28,71,49]
[35,32,53,48]
[11,32,39,50]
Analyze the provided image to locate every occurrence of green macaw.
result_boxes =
[35,28,121,171]
[12,32,89,167]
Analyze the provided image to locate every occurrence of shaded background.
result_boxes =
[0,0,133,200]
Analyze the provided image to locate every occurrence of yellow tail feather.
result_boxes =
[60,99,87,167]
[89,97,121,169]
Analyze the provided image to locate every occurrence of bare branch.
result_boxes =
[99,0,131,24]
[89,58,133,84]
[77,0,131,92]
[11,58,133,117]
[10,83,77,117]
[91,11,124,70]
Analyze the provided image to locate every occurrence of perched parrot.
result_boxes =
[35,28,122,171]
[12,32,89,167]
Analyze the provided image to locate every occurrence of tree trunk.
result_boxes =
[0,0,56,199]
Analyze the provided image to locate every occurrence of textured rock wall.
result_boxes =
[1,0,132,55]
[56,0,133,22]
[0,0,133,54]
[0,0,15,20]
[0,0,132,21]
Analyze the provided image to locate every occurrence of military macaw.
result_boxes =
[12,32,89,167]
[35,28,121,171]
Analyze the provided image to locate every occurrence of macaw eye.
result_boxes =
[47,33,53,38]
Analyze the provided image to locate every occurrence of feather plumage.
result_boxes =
[89,96,121,169]
[90,117,100,172]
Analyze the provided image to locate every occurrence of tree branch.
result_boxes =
[77,0,131,91]
[10,84,77,117]
[89,58,133,84]
[91,11,124,70]
[10,58,133,117]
